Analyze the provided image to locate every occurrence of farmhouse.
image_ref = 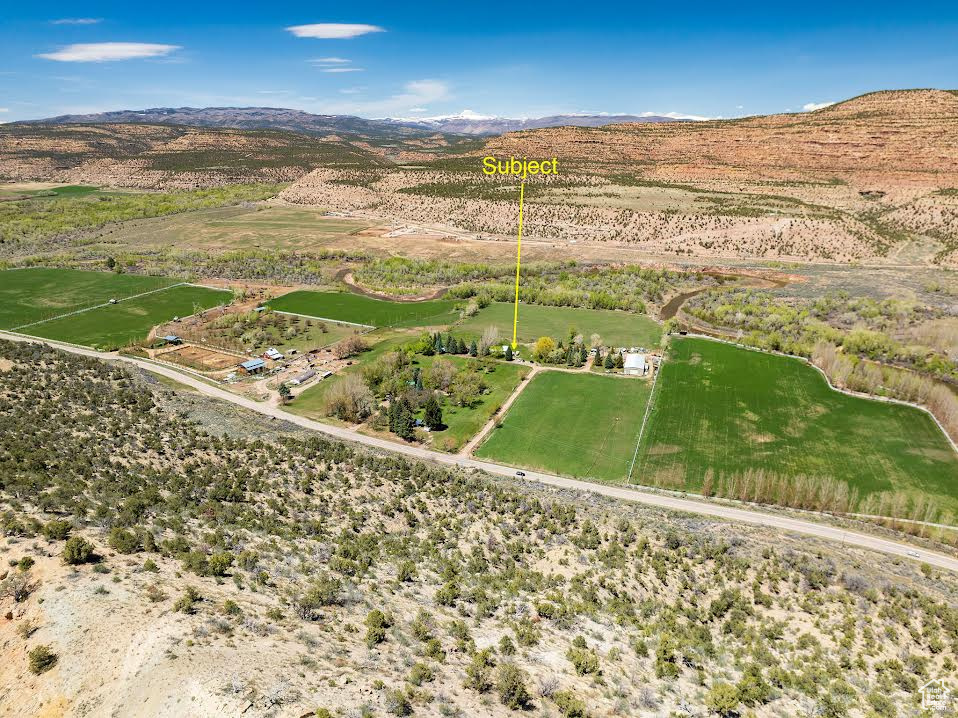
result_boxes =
[289,369,316,386]
[264,347,284,361]
[623,353,647,376]
[240,358,266,375]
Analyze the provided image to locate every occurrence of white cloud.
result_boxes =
[308,79,449,117]
[340,87,364,94]
[802,101,834,112]
[0,108,8,113]
[322,67,363,73]
[640,110,713,121]
[286,24,384,39]
[51,18,102,25]
[37,42,181,62]
[312,57,351,64]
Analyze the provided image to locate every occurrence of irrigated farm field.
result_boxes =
[269,291,460,328]
[456,302,662,347]
[0,268,175,329]
[637,337,958,512]
[25,285,232,349]
[475,371,652,481]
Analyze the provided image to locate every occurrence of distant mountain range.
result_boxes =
[25,106,691,138]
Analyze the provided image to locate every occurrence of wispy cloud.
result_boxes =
[340,87,364,95]
[640,110,713,121]
[286,23,385,39]
[50,18,102,25]
[316,79,449,117]
[36,42,181,62]
[0,108,8,113]
[802,101,834,111]
[321,67,363,73]
[312,57,351,64]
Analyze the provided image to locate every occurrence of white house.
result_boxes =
[623,353,647,376]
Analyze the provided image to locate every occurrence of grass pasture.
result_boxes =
[25,285,232,349]
[637,337,958,512]
[456,302,662,348]
[269,291,460,329]
[475,372,652,482]
[0,268,176,330]
[99,204,372,253]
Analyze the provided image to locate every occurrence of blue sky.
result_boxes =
[2,1,958,122]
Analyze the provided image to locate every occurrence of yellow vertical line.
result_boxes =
[512,181,525,348]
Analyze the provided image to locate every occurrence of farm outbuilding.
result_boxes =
[263,347,284,361]
[623,353,647,376]
[161,335,182,345]
[289,369,317,386]
[240,358,266,375]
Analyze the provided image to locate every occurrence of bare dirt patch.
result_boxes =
[156,344,242,372]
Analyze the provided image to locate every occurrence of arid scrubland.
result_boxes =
[2,340,957,717]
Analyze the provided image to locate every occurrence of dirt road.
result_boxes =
[3,329,956,573]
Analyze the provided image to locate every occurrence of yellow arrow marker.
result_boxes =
[511,181,526,350]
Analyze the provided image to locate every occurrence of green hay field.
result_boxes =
[25,285,232,349]
[475,371,653,481]
[637,337,958,511]
[456,302,662,347]
[0,268,175,330]
[269,291,461,328]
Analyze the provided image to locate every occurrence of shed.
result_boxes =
[240,358,266,374]
[623,353,647,376]
[162,335,182,345]
[289,369,317,386]
[264,347,284,361]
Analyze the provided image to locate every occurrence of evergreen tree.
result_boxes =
[392,398,415,441]
[469,340,478,357]
[613,352,624,369]
[504,345,513,361]
[413,368,423,391]
[423,395,444,430]
[434,334,444,354]
[604,353,614,370]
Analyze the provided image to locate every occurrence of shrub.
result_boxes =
[397,560,416,583]
[108,527,141,554]
[365,609,391,647]
[566,638,601,676]
[497,663,533,710]
[705,683,740,716]
[28,645,58,675]
[17,556,35,571]
[62,536,94,565]
[315,710,333,718]
[0,572,31,602]
[464,649,496,692]
[42,520,72,541]
[553,690,588,718]
[174,586,201,614]
[385,689,412,716]
[296,574,342,620]
[408,662,434,686]
[207,552,234,577]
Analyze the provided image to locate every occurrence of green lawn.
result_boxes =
[288,331,529,451]
[456,302,661,347]
[405,355,529,452]
[0,268,176,329]
[637,337,958,513]
[25,285,232,349]
[269,291,461,328]
[475,371,653,481]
